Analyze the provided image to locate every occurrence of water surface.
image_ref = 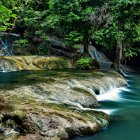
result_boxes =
[73,70,140,140]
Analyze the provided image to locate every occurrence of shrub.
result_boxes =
[76,57,100,70]
[76,57,92,69]
[13,39,31,55]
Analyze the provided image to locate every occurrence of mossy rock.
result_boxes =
[32,57,69,70]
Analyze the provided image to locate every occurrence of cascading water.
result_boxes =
[0,59,19,72]
[0,39,13,56]
[88,45,112,69]
[97,77,124,102]
[66,78,125,114]
[0,33,20,72]
[73,70,140,140]
[76,44,113,69]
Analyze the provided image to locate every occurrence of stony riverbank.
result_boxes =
[0,56,72,71]
[0,70,127,140]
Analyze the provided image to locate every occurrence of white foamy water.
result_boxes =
[67,80,97,100]
[124,73,134,77]
[120,87,131,92]
[0,59,19,72]
[88,45,112,69]
[97,88,124,102]
[64,100,117,115]
[96,109,119,115]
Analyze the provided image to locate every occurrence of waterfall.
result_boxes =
[0,32,20,56]
[0,59,19,72]
[97,77,124,102]
[67,78,125,102]
[76,44,113,69]
[62,100,117,115]
[0,39,13,56]
[97,88,122,102]
[0,33,20,72]
[88,45,112,69]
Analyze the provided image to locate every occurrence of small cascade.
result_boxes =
[96,77,123,101]
[97,88,122,102]
[99,77,117,95]
[62,100,118,115]
[0,59,19,72]
[88,45,112,69]
[0,32,20,56]
[0,39,13,56]
[22,78,123,115]
[0,34,20,72]
[66,78,126,114]
[67,77,126,107]
[68,80,97,100]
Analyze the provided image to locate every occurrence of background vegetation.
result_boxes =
[0,0,140,71]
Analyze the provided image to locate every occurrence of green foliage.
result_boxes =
[5,119,16,128]
[76,57,92,69]
[65,31,83,45]
[0,2,16,31]
[76,57,99,70]
[91,0,140,60]
[13,39,30,55]
[12,0,94,53]
[0,0,139,63]
[134,24,140,42]
[14,39,29,48]
[73,44,81,50]
[37,45,48,55]
[124,47,139,58]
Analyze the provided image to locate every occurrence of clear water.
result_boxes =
[73,70,140,140]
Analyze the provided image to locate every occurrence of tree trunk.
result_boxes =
[114,6,124,73]
[114,37,122,72]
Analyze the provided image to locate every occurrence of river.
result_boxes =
[0,69,139,140]
[73,69,140,140]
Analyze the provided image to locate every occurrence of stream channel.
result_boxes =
[0,69,140,140]
[73,69,140,140]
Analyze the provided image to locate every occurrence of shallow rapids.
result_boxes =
[73,70,140,140]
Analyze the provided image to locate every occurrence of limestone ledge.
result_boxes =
[0,56,73,71]
[0,63,127,140]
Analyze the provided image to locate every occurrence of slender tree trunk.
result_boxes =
[114,37,122,72]
[114,6,124,73]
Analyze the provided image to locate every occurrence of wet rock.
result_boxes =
[0,128,4,133]
[19,111,108,140]
[0,56,73,71]
[94,89,100,95]
[0,70,126,139]
[0,97,5,109]
[17,134,44,140]
[4,128,19,136]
